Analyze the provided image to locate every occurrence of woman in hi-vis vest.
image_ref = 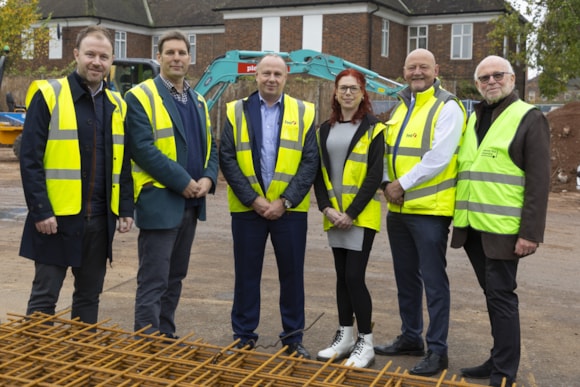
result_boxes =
[314,69,385,368]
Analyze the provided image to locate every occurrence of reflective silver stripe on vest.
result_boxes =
[46,80,78,141]
[108,91,125,117]
[139,83,174,140]
[272,100,306,183]
[458,171,525,186]
[279,100,306,151]
[233,100,258,184]
[45,169,79,179]
[455,200,522,217]
[108,91,125,185]
[234,100,252,150]
[272,171,294,183]
[404,178,456,201]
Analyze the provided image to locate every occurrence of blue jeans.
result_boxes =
[387,212,451,355]
[134,207,198,335]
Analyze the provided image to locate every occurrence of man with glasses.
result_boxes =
[374,48,466,377]
[451,55,550,387]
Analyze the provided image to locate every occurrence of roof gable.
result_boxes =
[214,0,509,16]
[39,0,225,27]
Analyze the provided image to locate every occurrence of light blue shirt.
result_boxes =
[260,95,282,190]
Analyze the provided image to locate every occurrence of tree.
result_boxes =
[489,0,580,98]
[0,0,50,74]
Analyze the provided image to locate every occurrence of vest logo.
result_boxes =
[405,132,418,138]
[481,149,498,158]
[284,120,297,126]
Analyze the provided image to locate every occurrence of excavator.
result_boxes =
[110,49,403,108]
[13,49,403,158]
[191,49,403,111]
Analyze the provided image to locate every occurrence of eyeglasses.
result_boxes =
[337,85,361,94]
[477,72,512,84]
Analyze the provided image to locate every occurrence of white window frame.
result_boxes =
[408,25,428,52]
[188,34,196,64]
[48,25,63,60]
[115,31,127,59]
[381,19,390,57]
[451,23,473,60]
[152,35,159,58]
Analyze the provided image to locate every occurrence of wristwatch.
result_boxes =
[282,198,293,209]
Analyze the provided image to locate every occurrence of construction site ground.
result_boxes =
[0,143,579,386]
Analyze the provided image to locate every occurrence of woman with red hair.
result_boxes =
[314,69,386,368]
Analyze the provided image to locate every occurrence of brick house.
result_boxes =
[22,0,524,99]
[0,0,527,118]
[215,0,525,96]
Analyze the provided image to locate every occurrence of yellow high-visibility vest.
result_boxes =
[318,122,385,231]
[225,95,315,212]
[454,100,535,234]
[27,78,126,215]
[385,82,466,216]
[127,79,212,201]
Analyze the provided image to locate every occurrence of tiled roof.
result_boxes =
[38,0,225,27]
[214,0,508,16]
[38,0,510,28]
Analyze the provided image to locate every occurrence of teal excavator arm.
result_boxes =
[193,49,403,111]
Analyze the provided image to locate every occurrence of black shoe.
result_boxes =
[226,340,256,355]
[285,342,311,359]
[374,335,425,356]
[460,358,492,379]
[409,350,448,377]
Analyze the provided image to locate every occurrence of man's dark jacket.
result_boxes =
[19,72,134,267]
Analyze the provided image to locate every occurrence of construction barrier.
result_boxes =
[0,311,516,386]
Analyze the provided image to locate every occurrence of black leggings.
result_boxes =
[332,227,376,334]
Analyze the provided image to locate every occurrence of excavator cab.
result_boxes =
[108,58,160,95]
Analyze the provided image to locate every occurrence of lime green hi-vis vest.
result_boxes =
[318,122,386,231]
[454,100,535,235]
[385,83,467,216]
[128,79,212,201]
[26,78,126,216]
[225,95,315,212]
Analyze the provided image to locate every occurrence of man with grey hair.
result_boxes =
[451,55,550,386]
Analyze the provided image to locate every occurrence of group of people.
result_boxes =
[18,25,550,387]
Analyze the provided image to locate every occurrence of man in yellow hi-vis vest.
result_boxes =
[19,25,134,324]
[125,31,218,339]
[374,49,466,377]
[219,54,318,359]
[451,56,550,387]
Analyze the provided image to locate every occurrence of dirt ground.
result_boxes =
[547,102,580,192]
[1,145,579,387]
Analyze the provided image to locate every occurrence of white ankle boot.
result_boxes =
[346,333,375,368]
[316,326,355,361]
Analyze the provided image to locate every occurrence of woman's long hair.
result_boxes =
[328,69,373,126]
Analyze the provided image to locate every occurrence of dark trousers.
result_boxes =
[230,211,307,346]
[26,215,108,324]
[387,212,451,355]
[333,227,375,333]
[464,228,519,386]
[134,207,198,335]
